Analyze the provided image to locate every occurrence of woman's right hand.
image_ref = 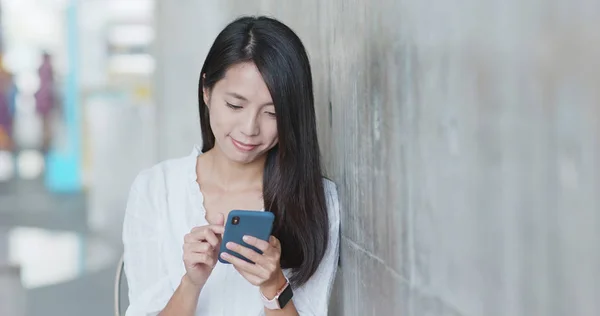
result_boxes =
[182,213,225,288]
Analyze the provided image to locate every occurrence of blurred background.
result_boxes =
[0,0,598,316]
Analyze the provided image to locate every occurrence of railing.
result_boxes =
[114,254,126,316]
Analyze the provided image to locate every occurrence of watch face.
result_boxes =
[277,284,294,308]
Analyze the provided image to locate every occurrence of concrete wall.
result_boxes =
[155,1,600,315]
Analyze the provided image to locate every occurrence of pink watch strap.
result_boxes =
[260,277,290,310]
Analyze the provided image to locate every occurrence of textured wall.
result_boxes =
[155,1,600,315]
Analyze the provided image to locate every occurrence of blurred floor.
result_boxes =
[0,177,86,231]
[26,266,116,316]
[0,170,121,316]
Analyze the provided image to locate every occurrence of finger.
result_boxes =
[188,226,224,247]
[221,252,269,279]
[242,235,270,253]
[202,229,221,248]
[190,225,225,236]
[185,230,218,247]
[209,224,225,235]
[184,242,212,254]
[269,236,281,249]
[226,242,264,264]
[184,253,216,267]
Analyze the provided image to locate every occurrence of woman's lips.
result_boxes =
[231,138,258,152]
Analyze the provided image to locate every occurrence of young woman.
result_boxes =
[122,16,340,316]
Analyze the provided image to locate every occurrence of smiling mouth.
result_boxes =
[231,138,258,152]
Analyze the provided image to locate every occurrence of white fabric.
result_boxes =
[122,145,340,316]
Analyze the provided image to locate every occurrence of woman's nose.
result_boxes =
[240,112,260,136]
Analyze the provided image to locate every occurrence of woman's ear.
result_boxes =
[202,86,210,109]
[201,73,211,108]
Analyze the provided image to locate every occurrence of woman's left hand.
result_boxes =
[220,235,286,291]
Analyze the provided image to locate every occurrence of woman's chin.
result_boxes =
[214,141,270,165]
[223,148,264,165]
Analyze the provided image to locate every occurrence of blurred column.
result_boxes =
[0,265,25,316]
[82,0,158,242]
[0,227,25,316]
[45,0,82,193]
[0,228,7,265]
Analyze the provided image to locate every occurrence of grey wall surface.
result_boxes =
[155,1,600,315]
[153,1,228,160]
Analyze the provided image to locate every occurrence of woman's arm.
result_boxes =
[125,171,209,316]
[159,220,225,315]
[124,170,226,316]
[222,180,341,315]
[263,180,340,316]
[158,274,202,316]
[287,180,341,315]
[220,236,300,315]
[261,272,299,316]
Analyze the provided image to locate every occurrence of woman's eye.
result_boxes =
[226,102,242,110]
[266,112,276,118]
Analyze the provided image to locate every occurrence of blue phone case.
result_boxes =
[218,210,275,264]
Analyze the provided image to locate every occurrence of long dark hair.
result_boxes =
[198,16,328,286]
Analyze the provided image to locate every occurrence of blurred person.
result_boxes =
[122,16,340,316]
[34,51,57,154]
[0,55,17,151]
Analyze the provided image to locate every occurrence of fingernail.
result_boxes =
[243,235,250,242]
[226,242,234,249]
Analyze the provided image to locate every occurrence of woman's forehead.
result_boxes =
[218,63,273,104]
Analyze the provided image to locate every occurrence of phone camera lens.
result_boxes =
[232,216,240,225]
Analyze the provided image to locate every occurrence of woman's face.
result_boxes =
[203,62,279,164]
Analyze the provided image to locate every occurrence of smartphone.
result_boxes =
[218,210,275,264]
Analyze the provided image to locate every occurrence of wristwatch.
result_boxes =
[260,276,294,309]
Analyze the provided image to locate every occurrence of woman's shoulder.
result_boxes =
[322,178,340,225]
[124,148,200,223]
[322,178,337,198]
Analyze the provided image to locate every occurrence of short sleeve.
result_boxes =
[290,179,341,315]
[122,172,174,316]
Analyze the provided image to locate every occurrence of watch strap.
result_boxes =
[260,276,293,310]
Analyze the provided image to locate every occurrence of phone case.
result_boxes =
[218,210,275,264]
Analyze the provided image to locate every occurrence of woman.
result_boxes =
[34,52,56,154]
[123,16,340,316]
[0,56,16,151]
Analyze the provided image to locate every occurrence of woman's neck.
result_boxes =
[200,147,265,191]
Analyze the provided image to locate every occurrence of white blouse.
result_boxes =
[122,146,340,316]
